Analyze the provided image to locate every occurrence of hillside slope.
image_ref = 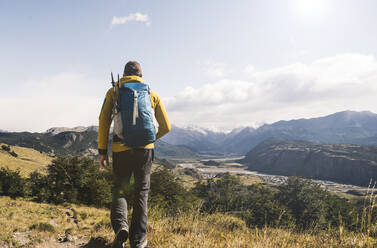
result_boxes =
[0,131,99,157]
[0,131,197,159]
[242,139,377,186]
[0,143,52,175]
[0,196,375,248]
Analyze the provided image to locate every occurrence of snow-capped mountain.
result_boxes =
[162,110,377,154]
[45,126,98,135]
[161,125,229,154]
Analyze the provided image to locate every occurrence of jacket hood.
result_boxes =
[120,75,145,85]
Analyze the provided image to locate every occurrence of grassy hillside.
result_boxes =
[0,196,376,248]
[0,131,200,159]
[0,143,52,175]
[0,131,99,157]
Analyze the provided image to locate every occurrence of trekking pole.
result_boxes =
[110,72,119,119]
[115,73,121,111]
[111,72,116,99]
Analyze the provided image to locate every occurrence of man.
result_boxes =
[98,61,171,248]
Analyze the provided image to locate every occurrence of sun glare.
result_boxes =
[293,0,330,18]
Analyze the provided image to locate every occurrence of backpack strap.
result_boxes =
[132,90,139,125]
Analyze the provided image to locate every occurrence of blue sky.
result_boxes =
[1,0,377,132]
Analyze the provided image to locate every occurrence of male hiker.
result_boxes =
[98,61,171,248]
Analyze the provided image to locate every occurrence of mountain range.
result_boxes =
[45,126,98,135]
[1,110,377,157]
[162,110,377,154]
[0,130,196,158]
[0,131,99,157]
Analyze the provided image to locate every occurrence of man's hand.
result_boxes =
[99,154,110,170]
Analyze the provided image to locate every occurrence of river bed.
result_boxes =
[177,158,372,194]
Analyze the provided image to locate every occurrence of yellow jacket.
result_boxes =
[98,75,171,154]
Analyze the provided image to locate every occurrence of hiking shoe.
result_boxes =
[131,238,148,248]
[112,226,129,248]
[137,238,148,248]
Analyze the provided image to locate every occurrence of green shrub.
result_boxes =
[0,167,26,198]
[28,171,51,202]
[150,167,199,214]
[27,156,112,207]
[1,144,10,152]
[192,175,359,231]
[193,174,294,228]
[192,173,244,213]
[80,212,88,220]
[240,184,295,228]
[277,177,357,230]
[8,151,18,157]
[29,222,55,233]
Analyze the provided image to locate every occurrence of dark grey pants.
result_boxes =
[111,149,153,247]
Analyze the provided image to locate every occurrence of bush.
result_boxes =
[26,157,199,213]
[192,173,244,213]
[8,150,18,157]
[44,157,112,207]
[27,156,112,207]
[239,184,294,228]
[150,167,199,214]
[277,177,357,230]
[193,174,294,228]
[28,171,51,202]
[1,144,10,152]
[0,167,26,198]
[192,175,360,230]
[1,144,18,157]
[29,222,55,233]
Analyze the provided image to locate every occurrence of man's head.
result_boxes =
[123,61,142,77]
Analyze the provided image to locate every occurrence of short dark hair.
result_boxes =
[123,61,142,77]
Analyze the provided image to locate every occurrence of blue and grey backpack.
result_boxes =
[112,74,157,147]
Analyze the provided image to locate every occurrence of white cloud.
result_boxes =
[199,60,227,78]
[111,13,151,27]
[165,53,377,130]
[244,64,255,75]
[0,72,104,132]
[2,53,377,133]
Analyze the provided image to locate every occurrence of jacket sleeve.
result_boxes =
[153,92,171,140]
[98,89,114,154]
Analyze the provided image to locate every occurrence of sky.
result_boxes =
[1,0,377,132]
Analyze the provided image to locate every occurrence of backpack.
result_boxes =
[112,75,158,147]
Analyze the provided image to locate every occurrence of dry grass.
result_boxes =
[0,143,52,175]
[0,196,113,247]
[1,196,377,248]
[147,209,377,248]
